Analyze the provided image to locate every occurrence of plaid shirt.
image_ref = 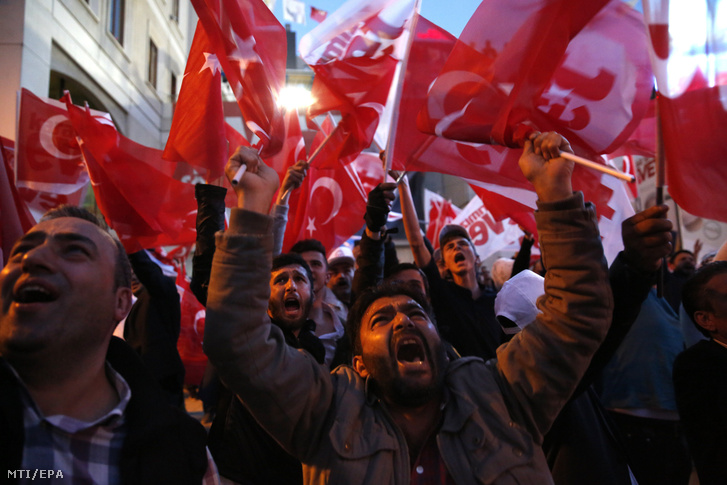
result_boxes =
[8,361,220,485]
[16,363,130,485]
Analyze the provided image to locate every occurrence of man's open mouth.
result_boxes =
[454,253,465,263]
[396,337,426,365]
[14,283,58,304]
[284,297,301,314]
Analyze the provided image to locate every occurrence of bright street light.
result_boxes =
[277,85,315,110]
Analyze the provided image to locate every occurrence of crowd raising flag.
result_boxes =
[191,0,287,157]
[417,0,652,159]
[298,0,417,166]
[642,0,727,223]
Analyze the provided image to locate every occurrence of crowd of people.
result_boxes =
[1,131,726,485]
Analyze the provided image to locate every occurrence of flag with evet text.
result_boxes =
[417,0,652,160]
[642,0,727,222]
[191,0,287,157]
[391,15,633,262]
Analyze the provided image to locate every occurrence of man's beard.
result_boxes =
[366,338,448,408]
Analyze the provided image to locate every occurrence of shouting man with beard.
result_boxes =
[204,132,613,484]
[207,251,326,484]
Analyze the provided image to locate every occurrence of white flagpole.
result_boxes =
[383,0,422,177]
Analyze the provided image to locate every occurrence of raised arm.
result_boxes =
[352,182,397,296]
[271,160,309,256]
[396,174,432,268]
[495,132,613,439]
[203,147,335,460]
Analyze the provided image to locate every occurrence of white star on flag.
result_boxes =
[198,52,222,75]
[228,30,261,71]
[306,217,317,237]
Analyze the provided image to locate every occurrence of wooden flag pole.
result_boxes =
[559,151,635,183]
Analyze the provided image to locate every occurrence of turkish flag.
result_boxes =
[63,95,197,252]
[310,6,327,23]
[191,0,287,157]
[424,189,461,249]
[15,89,111,194]
[266,108,306,181]
[164,22,228,180]
[299,0,417,164]
[0,137,36,264]
[643,0,727,222]
[175,268,208,385]
[604,100,657,199]
[392,16,632,262]
[450,194,525,262]
[283,129,382,253]
[417,0,652,156]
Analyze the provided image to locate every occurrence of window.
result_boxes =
[148,40,158,89]
[109,0,125,44]
[171,0,180,23]
[170,72,177,104]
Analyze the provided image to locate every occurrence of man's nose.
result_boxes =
[393,312,415,331]
[21,243,54,273]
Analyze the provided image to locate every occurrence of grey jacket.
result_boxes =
[204,192,612,484]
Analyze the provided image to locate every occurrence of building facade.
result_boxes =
[0,0,193,148]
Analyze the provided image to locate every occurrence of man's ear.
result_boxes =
[114,287,134,323]
[694,310,716,333]
[352,355,369,378]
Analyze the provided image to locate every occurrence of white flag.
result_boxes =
[283,0,306,24]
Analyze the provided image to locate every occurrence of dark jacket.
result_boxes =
[204,193,614,484]
[0,337,208,485]
[673,339,727,485]
[125,250,185,407]
[207,321,324,485]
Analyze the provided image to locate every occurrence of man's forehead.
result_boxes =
[364,295,422,317]
[26,217,113,249]
[443,236,469,247]
[271,264,308,278]
[330,261,354,271]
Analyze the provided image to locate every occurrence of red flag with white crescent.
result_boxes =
[417,0,652,156]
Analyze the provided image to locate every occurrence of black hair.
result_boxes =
[385,262,430,299]
[682,261,727,337]
[272,253,314,287]
[290,239,327,263]
[40,205,132,290]
[348,282,435,356]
